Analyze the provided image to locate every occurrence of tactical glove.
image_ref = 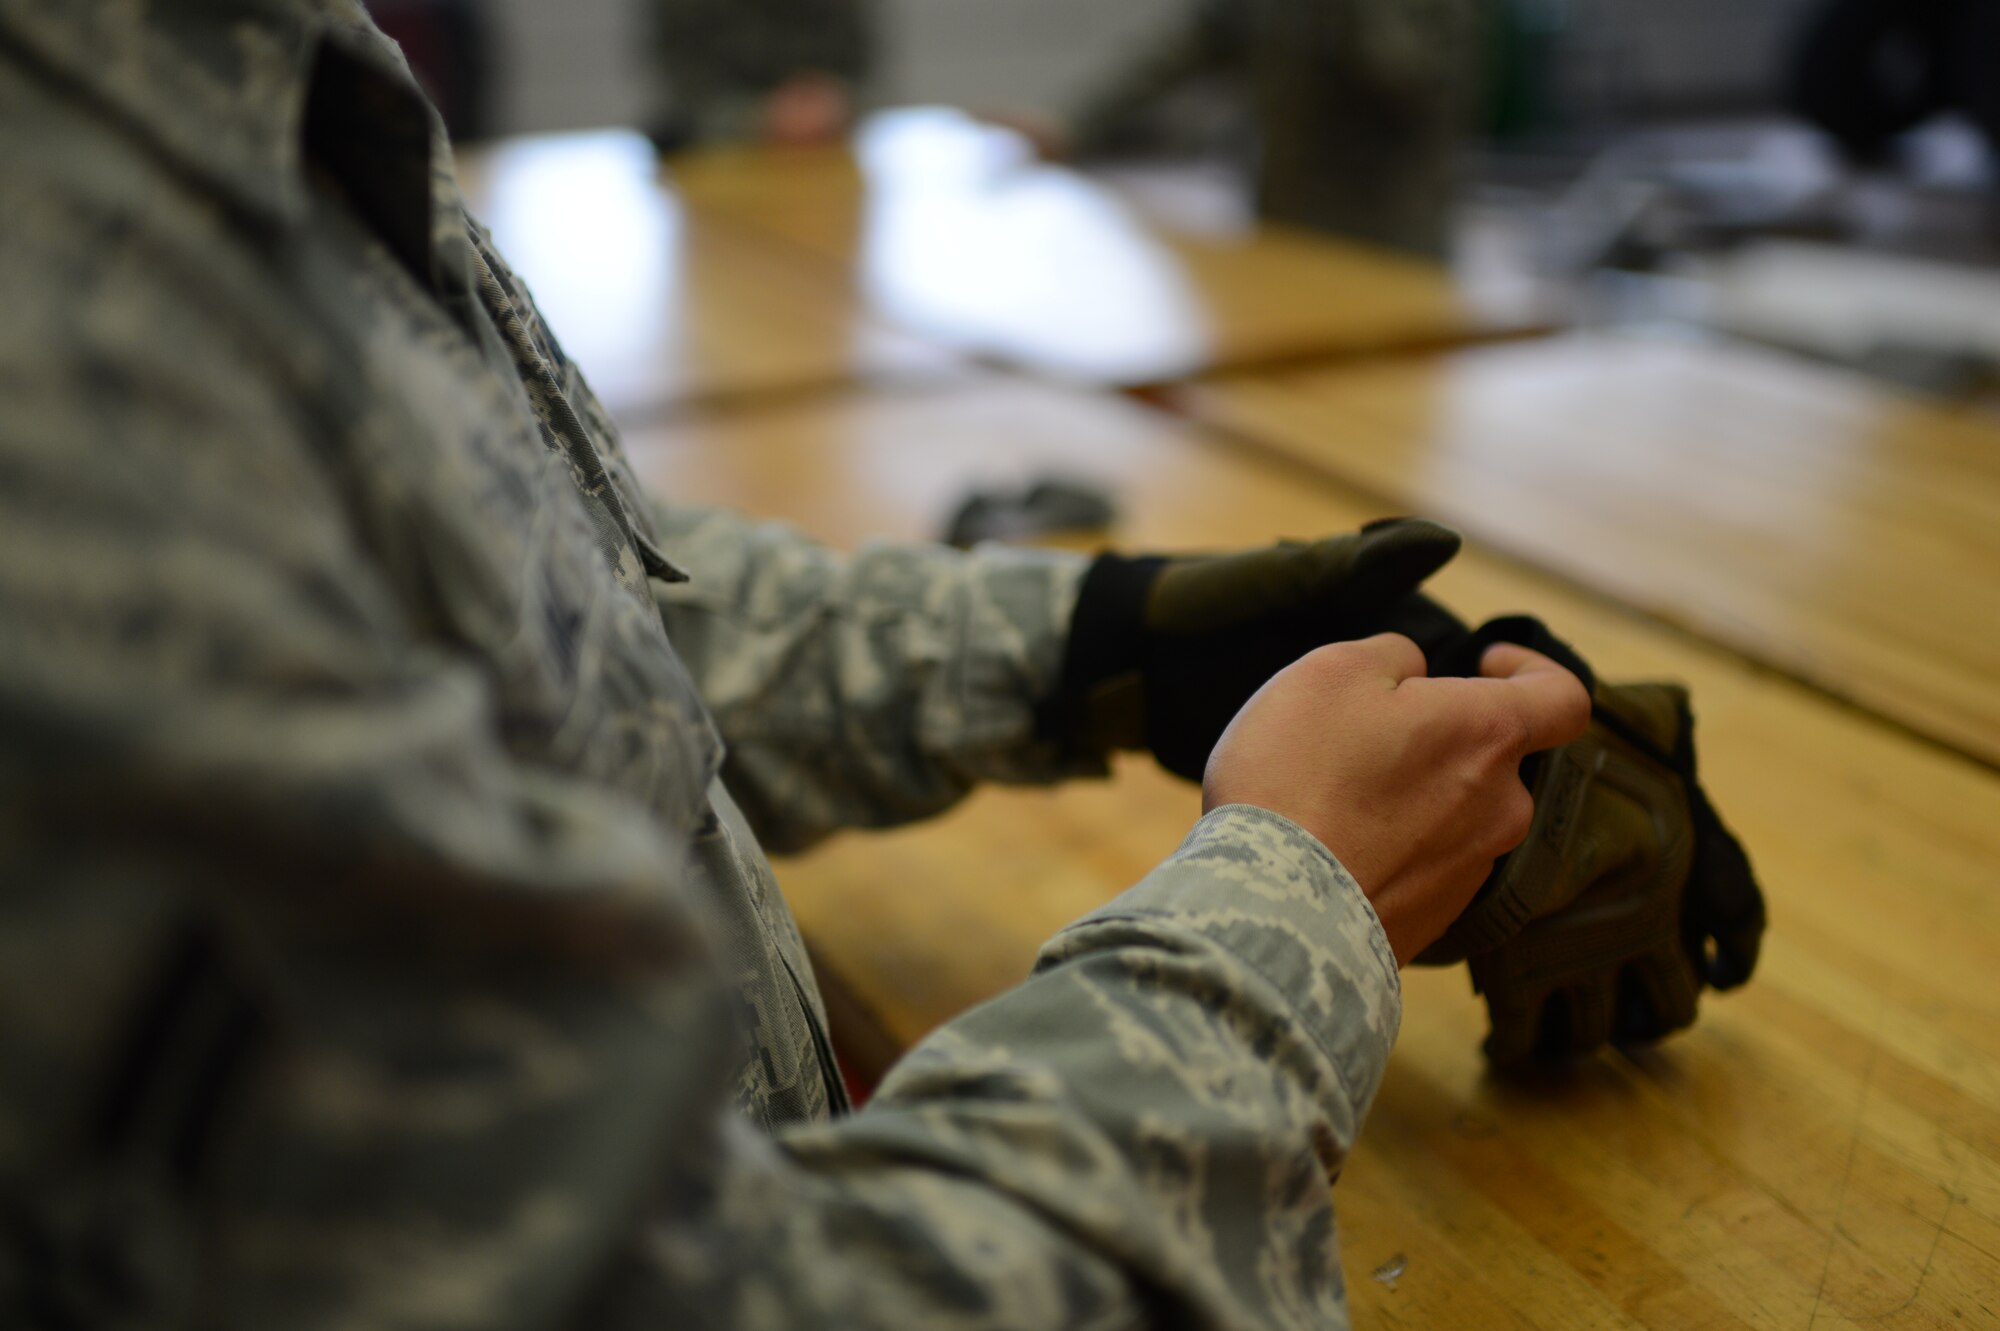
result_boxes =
[1390,603,1768,1064]
[1042,518,1463,781]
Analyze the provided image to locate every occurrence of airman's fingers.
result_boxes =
[1479,642,1591,754]
[1345,632,1429,686]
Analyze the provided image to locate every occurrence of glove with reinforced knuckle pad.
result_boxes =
[1381,597,1768,1064]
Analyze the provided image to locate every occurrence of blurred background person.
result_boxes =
[645,0,878,151]
[1065,0,1491,257]
[1787,0,2000,167]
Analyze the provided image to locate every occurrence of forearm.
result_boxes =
[604,805,1401,1330]
[651,502,1094,851]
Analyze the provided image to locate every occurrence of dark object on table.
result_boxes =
[944,478,1118,549]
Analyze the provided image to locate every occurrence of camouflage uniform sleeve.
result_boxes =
[587,803,1402,1330]
[649,502,1096,852]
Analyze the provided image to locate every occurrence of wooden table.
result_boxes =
[1174,332,2000,770]
[452,130,958,420]
[669,118,1536,385]
[627,379,2000,1330]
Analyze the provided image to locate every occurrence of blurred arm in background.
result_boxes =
[1068,0,1491,257]
[645,0,877,150]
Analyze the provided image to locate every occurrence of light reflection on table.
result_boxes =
[851,109,1210,384]
[676,108,1523,385]
[454,129,959,418]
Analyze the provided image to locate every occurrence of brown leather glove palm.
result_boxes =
[1400,611,1768,1064]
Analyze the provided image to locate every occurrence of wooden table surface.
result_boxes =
[627,380,2000,1331]
[454,123,1540,409]
[668,119,1531,385]
[1175,333,2000,770]
[452,131,959,419]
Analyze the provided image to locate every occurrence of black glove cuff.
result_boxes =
[1036,552,1165,748]
[1063,552,1165,685]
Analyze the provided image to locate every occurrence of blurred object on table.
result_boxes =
[942,477,1118,550]
[1461,110,2000,401]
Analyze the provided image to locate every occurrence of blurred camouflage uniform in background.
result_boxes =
[0,1,1401,1327]
[645,0,876,148]
[1070,0,1490,257]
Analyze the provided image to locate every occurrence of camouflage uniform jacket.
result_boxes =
[0,2,1401,1327]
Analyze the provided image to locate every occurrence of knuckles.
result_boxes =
[1554,674,1593,741]
[1468,698,1533,763]
[1488,782,1536,854]
[1298,634,1425,691]
[1296,639,1373,684]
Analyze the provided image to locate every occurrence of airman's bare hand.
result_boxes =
[1204,634,1591,965]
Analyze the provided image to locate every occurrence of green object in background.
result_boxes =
[1486,0,1569,141]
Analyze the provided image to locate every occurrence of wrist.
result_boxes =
[1058,551,1162,688]
[1036,551,1162,754]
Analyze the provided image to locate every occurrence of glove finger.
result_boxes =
[1360,591,1472,671]
[1683,781,1767,990]
[1614,950,1701,1045]
[1483,970,1620,1063]
[1558,978,1618,1058]
[1655,692,1767,991]
[1708,921,1764,991]
[1686,914,1764,992]
[1433,615,1596,695]
[1477,974,1559,1066]
[1324,517,1461,610]
[1476,969,1616,1065]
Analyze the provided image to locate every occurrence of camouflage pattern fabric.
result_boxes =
[645,0,875,144]
[1069,0,1488,256]
[0,1,1402,1326]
